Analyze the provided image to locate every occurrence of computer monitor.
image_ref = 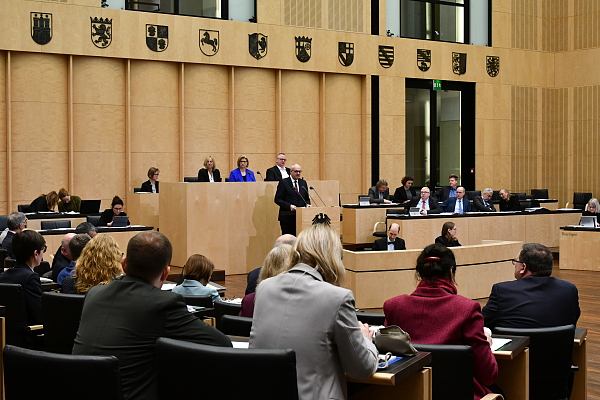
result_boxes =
[579,215,597,227]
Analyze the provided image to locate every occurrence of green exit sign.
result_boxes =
[433,80,442,91]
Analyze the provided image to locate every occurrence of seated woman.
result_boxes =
[172,254,220,304]
[435,221,461,247]
[197,156,222,182]
[29,191,58,212]
[97,196,130,226]
[250,224,378,400]
[498,188,521,211]
[61,234,124,294]
[229,155,256,182]
[582,198,600,216]
[140,167,159,193]
[57,188,82,213]
[392,175,417,204]
[239,244,297,318]
[383,244,498,400]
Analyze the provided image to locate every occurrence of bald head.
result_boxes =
[61,233,76,261]
[275,234,296,247]
[388,223,400,242]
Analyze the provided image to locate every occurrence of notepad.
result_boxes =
[491,338,512,351]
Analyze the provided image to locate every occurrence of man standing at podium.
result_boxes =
[275,164,310,235]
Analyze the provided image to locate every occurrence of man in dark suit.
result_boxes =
[473,188,496,212]
[73,231,231,400]
[265,153,291,181]
[274,164,311,235]
[482,243,580,330]
[438,174,459,202]
[372,223,406,251]
[409,187,442,215]
[444,187,472,213]
[368,179,392,204]
[1,211,27,259]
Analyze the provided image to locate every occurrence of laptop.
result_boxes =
[579,215,597,227]
[358,196,370,206]
[409,207,421,217]
[79,200,101,214]
[112,216,129,227]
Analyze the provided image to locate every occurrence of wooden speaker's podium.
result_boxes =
[295,206,341,236]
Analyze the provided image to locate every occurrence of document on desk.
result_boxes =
[491,338,512,351]
[232,341,249,349]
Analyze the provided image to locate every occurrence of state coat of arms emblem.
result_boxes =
[91,17,112,49]
[249,33,268,60]
[417,49,431,72]
[452,52,467,75]
[146,24,168,52]
[31,12,52,45]
[295,36,312,63]
[338,42,354,66]
[199,30,219,56]
[486,56,500,77]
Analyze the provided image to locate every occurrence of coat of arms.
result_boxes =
[417,49,431,72]
[249,33,267,60]
[378,45,394,68]
[90,17,112,49]
[338,42,354,67]
[295,36,312,63]
[452,52,467,75]
[31,12,52,45]
[199,29,219,56]
[486,56,500,77]
[146,24,168,52]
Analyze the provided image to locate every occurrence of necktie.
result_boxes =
[421,200,425,211]
[459,200,463,213]
[294,180,299,194]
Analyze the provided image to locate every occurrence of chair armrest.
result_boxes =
[565,202,573,208]
[373,222,386,233]
[481,394,504,400]
[28,324,43,331]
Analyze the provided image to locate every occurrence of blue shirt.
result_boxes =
[57,261,76,285]
[171,279,221,304]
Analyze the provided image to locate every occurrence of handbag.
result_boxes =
[374,325,417,357]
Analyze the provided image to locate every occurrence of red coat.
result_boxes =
[383,284,498,400]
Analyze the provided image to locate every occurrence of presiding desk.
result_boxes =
[559,225,600,270]
[343,241,521,309]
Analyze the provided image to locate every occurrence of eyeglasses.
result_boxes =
[511,259,524,266]
[292,170,302,173]
[113,207,123,211]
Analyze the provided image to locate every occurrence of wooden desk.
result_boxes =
[343,241,521,308]
[559,226,600,270]
[25,213,87,230]
[341,204,404,244]
[493,335,530,400]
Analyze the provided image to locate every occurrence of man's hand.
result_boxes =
[290,205,297,211]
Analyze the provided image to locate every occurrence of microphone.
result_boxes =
[296,185,308,207]
[256,171,264,181]
[301,186,315,206]
[310,186,327,207]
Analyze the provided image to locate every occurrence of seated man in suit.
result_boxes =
[73,231,231,400]
[372,223,406,251]
[245,234,296,294]
[50,233,75,282]
[409,187,442,215]
[56,233,91,285]
[274,164,310,235]
[482,243,580,330]
[473,188,496,212]
[438,174,459,202]
[75,221,98,238]
[265,153,291,181]
[0,230,46,330]
[1,211,27,259]
[444,187,472,214]
[368,179,392,204]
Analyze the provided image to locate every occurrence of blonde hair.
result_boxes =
[75,234,123,294]
[203,156,216,170]
[40,191,58,210]
[294,224,345,286]
[237,155,249,168]
[257,244,298,285]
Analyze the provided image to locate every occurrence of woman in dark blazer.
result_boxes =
[97,196,129,226]
[498,188,521,211]
[435,221,461,247]
[29,191,58,212]
[582,198,600,216]
[197,156,222,182]
[140,167,159,193]
[392,175,417,204]
[383,244,498,399]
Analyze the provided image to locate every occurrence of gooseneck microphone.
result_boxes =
[256,171,264,181]
[301,186,315,205]
[297,185,309,207]
[310,186,327,207]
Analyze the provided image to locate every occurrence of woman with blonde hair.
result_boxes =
[29,191,58,212]
[582,198,600,216]
[250,224,378,400]
[197,156,222,182]
[62,235,123,294]
[239,244,297,317]
[499,188,521,211]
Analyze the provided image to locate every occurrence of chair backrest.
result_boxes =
[17,205,30,213]
[182,295,213,308]
[413,343,474,400]
[0,284,31,347]
[0,215,8,231]
[573,193,592,210]
[4,258,15,269]
[355,312,385,326]
[86,215,101,227]
[491,190,501,201]
[133,187,142,193]
[40,220,72,230]
[213,301,242,330]
[3,344,123,400]
[183,176,199,182]
[0,248,6,266]
[156,337,298,400]
[513,192,527,200]
[42,292,85,354]
[465,190,480,201]
[531,189,549,199]
[495,324,575,400]
[219,315,253,337]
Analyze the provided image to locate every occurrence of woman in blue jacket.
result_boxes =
[229,155,256,182]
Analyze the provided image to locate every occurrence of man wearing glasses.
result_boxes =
[265,153,291,181]
[409,187,441,215]
[482,243,580,330]
[0,230,47,339]
[274,164,310,234]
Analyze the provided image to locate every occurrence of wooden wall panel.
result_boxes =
[542,87,570,202]
[0,51,6,213]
